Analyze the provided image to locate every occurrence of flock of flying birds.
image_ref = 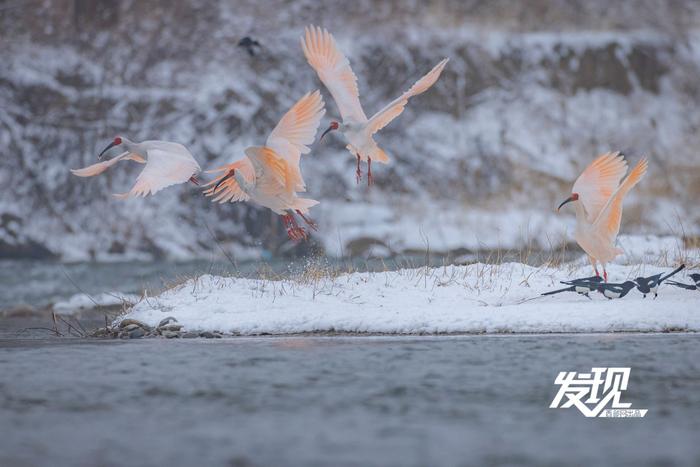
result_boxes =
[72,25,449,241]
[71,25,694,293]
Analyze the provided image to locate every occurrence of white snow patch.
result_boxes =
[121,263,699,334]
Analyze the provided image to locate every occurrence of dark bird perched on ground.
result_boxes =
[633,264,685,298]
[665,280,698,291]
[690,273,700,285]
[596,281,637,300]
[542,276,602,299]
[238,36,262,56]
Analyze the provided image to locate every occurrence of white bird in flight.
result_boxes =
[301,25,449,185]
[71,137,201,198]
[557,152,648,282]
[204,91,325,241]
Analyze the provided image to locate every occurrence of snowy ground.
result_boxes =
[120,262,699,335]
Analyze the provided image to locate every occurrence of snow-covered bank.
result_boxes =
[120,263,700,335]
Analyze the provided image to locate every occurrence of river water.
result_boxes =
[1,333,699,466]
[0,250,576,309]
[0,258,428,309]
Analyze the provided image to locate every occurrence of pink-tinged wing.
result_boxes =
[114,144,201,199]
[571,151,628,223]
[266,90,325,191]
[202,159,254,203]
[366,58,448,135]
[70,152,135,177]
[593,158,648,242]
[301,25,367,124]
[244,146,296,195]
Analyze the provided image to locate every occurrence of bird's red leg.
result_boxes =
[282,214,296,240]
[367,157,373,186]
[603,269,608,283]
[291,215,308,241]
[296,210,318,231]
[356,154,362,184]
[283,213,307,241]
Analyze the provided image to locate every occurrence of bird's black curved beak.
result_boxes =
[319,125,335,143]
[98,141,118,160]
[214,170,235,192]
[557,196,575,212]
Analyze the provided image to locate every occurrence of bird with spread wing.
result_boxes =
[203,91,325,241]
[301,25,448,185]
[71,137,201,198]
[557,152,648,281]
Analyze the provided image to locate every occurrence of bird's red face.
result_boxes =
[319,121,340,142]
[557,192,579,212]
[98,136,124,159]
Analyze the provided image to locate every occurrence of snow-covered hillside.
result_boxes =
[2,1,700,260]
[119,263,700,335]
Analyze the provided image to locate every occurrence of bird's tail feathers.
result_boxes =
[368,143,390,164]
[542,286,575,296]
[665,280,696,290]
[661,264,686,282]
[291,197,319,214]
